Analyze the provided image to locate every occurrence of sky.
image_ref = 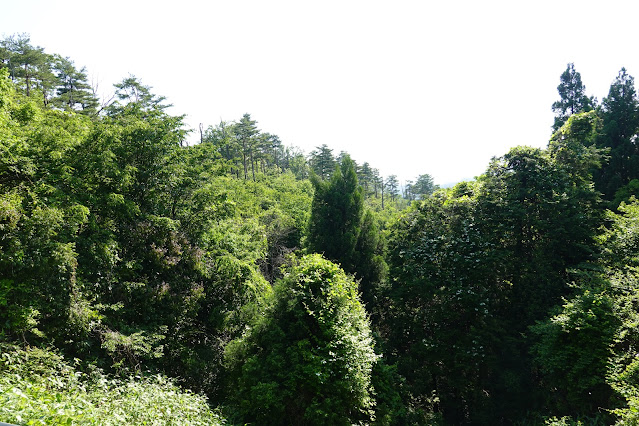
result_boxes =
[2,0,639,186]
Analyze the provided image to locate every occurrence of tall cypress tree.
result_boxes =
[308,155,362,271]
[596,68,639,199]
[307,155,386,305]
[552,63,594,132]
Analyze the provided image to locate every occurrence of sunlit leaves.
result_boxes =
[225,254,377,425]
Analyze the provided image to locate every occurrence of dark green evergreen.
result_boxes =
[412,173,436,198]
[552,63,595,132]
[308,144,336,180]
[307,155,386,306]
[53,56,98,114]
[307,155,363,271]
[595,68,639,200]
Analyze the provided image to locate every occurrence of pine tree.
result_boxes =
[413,173,436,198]
[53,56,98,114]
[385,175,399,201]
[0,34,57,106]
[308,144,336,180]
[235,113,259,180]
[358,162,373,197]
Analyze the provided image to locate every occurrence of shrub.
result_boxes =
[0,344,225,425]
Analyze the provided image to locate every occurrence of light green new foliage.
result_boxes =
[596,200,639,424]
[530,287,619,416]
[0,345,225,425]
[225,254,378,425]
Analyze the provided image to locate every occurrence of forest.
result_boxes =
[2,34,639,425]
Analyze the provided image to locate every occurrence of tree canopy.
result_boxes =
[6,36,639,425]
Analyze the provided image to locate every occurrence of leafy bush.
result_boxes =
[0,344,225,425]
[225,254,378,425]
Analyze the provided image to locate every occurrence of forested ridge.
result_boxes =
[3,35,639,425]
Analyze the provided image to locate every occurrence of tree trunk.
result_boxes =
[24,64,30,96]
[242,139,248,179]
[250,147,256,181]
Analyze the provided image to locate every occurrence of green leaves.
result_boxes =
[531,289,618,416]
[595,68,639,200]
[382,135,605,422]
[0,345,226,425]
[225,254,378,425]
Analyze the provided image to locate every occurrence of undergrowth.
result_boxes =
[0,344,225,425]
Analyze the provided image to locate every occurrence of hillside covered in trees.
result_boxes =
[3,36,639,425]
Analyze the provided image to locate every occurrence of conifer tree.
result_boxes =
[593,68,639,201]
[307,155,386,305]
[308,144,336,180]
[413,173,436,198]
[234,113,259,180]
[358,162,373,197]
[552,63,594,132]
[308,155,362,271]
[53,56,98,114]
[385,175,399,201]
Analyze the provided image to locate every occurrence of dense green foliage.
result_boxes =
[225,254,378,425]
[0,34,98,113]
[6,38,639,425]
[0,344,225,425]
[307,155,386,307]
[381,111,604,423]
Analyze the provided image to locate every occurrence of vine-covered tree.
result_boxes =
[225,254,378,425]
[383,114,603,422]
[384,183,501,423]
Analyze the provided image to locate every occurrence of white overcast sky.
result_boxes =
[3,0,639,185]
